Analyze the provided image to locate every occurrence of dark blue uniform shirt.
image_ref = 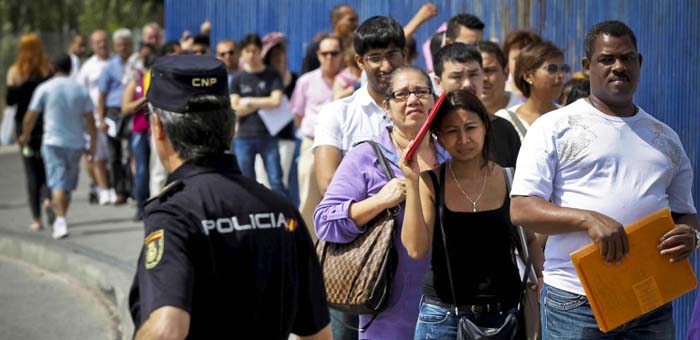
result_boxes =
[128,154,329,339]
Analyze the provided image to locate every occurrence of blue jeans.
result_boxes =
[414,299,514,339]
[131,132,150,211]
[541,284,674,339]
[329,308,358,340]
[286,138,301,207]
[234,136,286,195]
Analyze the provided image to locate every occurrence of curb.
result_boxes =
[0,229,135,340]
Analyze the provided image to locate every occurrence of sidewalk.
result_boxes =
[0,145,142,339]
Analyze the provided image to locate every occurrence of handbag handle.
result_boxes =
[362,140,399,217]
[365,140,395,181]
[503,167,539,285]
[435,164,532,314]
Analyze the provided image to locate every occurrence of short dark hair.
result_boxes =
[353,16,405,56]
[330,4,352,24]
[239,33,262,49]
[431,89,492,168]
[150,95,233,163]
[192,34,210,47]
[51,53,72,74]
[476,40,506,70]
[514,40,563,98]
[429,32,445,63]
[446,14,485,41]
[563,79,590,105]
[503,30,542,60]
[161,40,180,55]
[584,20,637,59]
[433,43,483,77]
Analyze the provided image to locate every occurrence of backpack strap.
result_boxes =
[506,110,528,138]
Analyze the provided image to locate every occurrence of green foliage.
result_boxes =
[0,0,163,35]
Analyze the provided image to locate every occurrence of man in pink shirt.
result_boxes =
[290,35,343,238]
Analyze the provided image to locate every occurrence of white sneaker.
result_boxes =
[108,189,117,204]
[52,218,68,239]
[98,190,110,205]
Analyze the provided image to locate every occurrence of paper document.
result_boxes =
[258,96,293,136]
[570,208,697,332]
[105,117,117,138]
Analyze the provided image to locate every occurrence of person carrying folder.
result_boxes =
[509,20,698,339]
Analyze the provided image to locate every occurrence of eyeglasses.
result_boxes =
[319,50,341,58]
[389,87,433,101]
[217,50,235,57]
[543,63,571,74]
[192,49,208,55]
[365,50,403,65]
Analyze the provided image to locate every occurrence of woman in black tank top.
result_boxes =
[399,90,544,339]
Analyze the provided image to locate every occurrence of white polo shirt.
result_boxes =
[511,98,696,295]
[77,54,109,109]
[312,85,391,153]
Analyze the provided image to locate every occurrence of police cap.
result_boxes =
[147,55,228,113]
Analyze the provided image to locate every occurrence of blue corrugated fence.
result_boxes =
[165,1,700,338]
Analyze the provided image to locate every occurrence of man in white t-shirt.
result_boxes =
[313,16,406,195]
[510,21,698,339]
[77,29,114,205]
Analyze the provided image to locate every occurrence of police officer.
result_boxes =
[128,55,331,340]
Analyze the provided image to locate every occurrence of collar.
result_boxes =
[165,153,242,185]
[357,85,383,112]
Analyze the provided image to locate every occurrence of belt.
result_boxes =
[423,296,505,314]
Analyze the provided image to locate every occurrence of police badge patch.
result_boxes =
[144,229,165,269]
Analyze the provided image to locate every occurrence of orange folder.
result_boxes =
[570,208,697,332]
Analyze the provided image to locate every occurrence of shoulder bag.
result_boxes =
[431,164,528,340]
[504,167,541,340]
[315,140,398,331]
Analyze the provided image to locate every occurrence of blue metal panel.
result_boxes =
[166,0,700,337]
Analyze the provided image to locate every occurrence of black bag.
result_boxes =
[433,164,529,340]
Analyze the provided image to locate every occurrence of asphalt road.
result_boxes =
[0,255,118,340]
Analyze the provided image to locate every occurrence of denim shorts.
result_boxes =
[41,145,83,191]
[541,284,674,339]
[414,298,515,339]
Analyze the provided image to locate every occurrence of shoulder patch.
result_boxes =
[144,229,165,270]
[145,180,183,206]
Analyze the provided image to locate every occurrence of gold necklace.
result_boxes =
[448,160,487,213]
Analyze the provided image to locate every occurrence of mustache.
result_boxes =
[609,71,630,82]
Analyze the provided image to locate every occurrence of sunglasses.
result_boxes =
[543,63,572,74]
[319,50,341,57]
[217,50,235,57]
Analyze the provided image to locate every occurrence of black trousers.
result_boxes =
[21,147,49,219]
[105,107,132,197]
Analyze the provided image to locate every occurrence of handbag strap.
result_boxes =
[435,164,532,314]
[435,164,461,314]
[503,167,539,285]
[362,140,395,181]
[506,110,528,138]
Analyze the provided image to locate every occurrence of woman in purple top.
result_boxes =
[314,65,448,339]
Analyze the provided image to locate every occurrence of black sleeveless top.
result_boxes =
[422,165,522,308]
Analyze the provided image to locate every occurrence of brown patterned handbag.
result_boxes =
[315,141,398,321]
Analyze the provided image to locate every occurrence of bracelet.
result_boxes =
[693,229,700,250]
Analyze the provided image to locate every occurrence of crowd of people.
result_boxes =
[4,3,699,340]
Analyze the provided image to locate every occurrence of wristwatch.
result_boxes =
[693,229,700,250]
